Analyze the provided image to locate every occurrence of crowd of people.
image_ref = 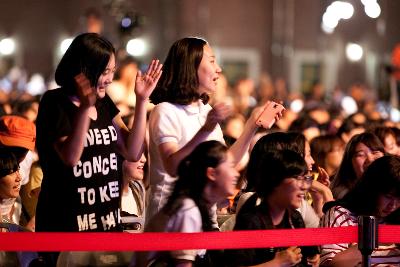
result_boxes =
[1,31,400,267]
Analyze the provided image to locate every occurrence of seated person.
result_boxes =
[320,155,400,266]
[120,154,147,232]
[226,150,320,267]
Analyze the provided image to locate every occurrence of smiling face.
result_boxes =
[274,175,310,209]
[96,54,116,98]
[304,141,315,172]
[197,45,222,95]
[123,154,147,181]
[0,170,22,200]
[352,142,384,179]
[211,152,240,199]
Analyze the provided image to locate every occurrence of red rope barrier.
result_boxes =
[1,225,399,252]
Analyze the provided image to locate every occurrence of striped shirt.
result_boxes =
[320,205,400,266]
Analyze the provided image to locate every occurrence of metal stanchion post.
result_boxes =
[358,216,378,267]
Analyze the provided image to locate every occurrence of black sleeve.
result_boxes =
[225,212,275,267]
[103,93,120,119]
[36,89,72,149]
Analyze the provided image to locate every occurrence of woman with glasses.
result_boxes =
[226,150,320,267]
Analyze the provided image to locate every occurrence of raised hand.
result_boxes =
[74,73,97,108]
[202,103,232,132]
[134,59,163,101]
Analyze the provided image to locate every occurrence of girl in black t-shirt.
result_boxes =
[35,33,162,233]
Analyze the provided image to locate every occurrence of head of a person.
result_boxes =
[114,56,139,81]
[0,115,36,162]
[285,132,315,172]
[55,33,116,99]
[332,132,385,190]
[0,152,21,200]
[342,155,400,219]
[84,7,103,34]
[252,150,310,209]
[122,153,147,182]
[150,37,222,105]
[310,134,344,175]
[337,115,365,144]
[288,114,320,141]
[246,132,288,191]
[173,141,238,203]
[373,126,399,156]
[165,141,238,230]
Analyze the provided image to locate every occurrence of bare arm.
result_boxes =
[159,103,231,176]
[323,245,361,267]
[118,60,162,162]
[54,74,96,166]
[229,102,282,166]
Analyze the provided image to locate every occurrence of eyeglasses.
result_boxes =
[293,175,313,185]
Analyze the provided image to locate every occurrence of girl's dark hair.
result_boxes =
[331,132,385,194]
[253,150,307,197]
[246,132,287,191]
[150,37,210,105]
[310,134,344,170]
[392,127,400,146]
[340,155,400,217]
[55,33,115,94]
[0,152,19,178]
[246,132,307,191]
[163,140,227,231]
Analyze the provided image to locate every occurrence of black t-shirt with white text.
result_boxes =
[36,88,123,232]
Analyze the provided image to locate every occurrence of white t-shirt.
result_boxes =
[145,198,206,263]
[147,100,225,218]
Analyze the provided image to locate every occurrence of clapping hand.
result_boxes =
[74,73,97,108]
[203,103,232,132]
[134,59,163,101]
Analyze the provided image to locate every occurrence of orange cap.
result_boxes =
[0,115,36,151]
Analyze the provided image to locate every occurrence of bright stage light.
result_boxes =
[0,38,16,55]
[346,43,363,62]
[126,38,147,57]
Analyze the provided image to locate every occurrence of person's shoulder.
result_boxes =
[179,198,198,212]
[41,88,64,100]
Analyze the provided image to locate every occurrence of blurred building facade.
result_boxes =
[0,0,399,95]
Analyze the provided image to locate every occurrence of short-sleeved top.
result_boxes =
[144,198,206,263]
[147,101,224,217]
[320,205,400,266]
[35,88,122,232]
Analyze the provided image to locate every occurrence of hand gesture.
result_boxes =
[317,166,330,187]
[274,246,302,267]
[134,59,163,101]
[74,73,97,108]
[202,103,232,132]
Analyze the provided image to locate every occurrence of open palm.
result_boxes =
[134,59,163,101]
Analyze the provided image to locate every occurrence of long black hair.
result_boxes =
[162,140,228,231]
[331,132,385,194]
[340,155,400,218]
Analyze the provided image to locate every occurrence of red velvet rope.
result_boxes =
[1,225,399,251]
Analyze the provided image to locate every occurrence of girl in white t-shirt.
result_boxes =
[147,37,282,218]
[137,140,239,267]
